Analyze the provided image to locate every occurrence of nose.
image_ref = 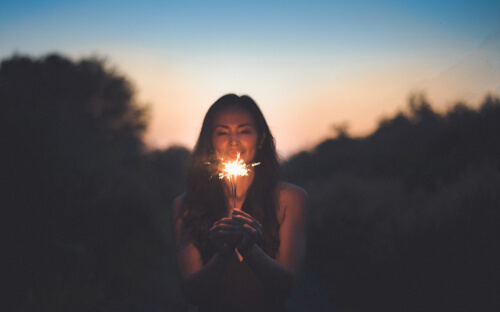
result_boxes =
[229,132,240,146]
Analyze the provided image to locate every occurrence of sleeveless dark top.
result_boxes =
[197,250,288,312]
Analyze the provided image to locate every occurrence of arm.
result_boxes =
[171,195,240,305]
[235,184,308,299]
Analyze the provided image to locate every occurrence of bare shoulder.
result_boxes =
[173,193,187,205]
[172,192,187,220]
[278,182,308,204]
[277,182,308,220]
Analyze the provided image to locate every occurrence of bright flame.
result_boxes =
[219,153,249,181]
[217,153,260,210]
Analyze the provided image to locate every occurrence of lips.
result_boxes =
[227,150,242,158]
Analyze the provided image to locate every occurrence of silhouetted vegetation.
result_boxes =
[2,54,188,311]
[284,94,500,311]
[3,53,499,311]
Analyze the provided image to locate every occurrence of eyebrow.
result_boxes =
[214,123,254,129]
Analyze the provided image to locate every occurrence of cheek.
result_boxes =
[252,134,259,147]
[245,135,259,150]
[211,137,224,152]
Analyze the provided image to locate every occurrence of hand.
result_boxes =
[232,210,262,256]
[209,217,243,257]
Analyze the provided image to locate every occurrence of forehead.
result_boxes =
[212,106,255,127]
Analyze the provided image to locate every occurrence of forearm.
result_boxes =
[239,244,296,299]
[180,251,231,304]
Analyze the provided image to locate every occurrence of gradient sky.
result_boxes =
[2,0,500,157]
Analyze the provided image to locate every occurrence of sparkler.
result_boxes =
[218,153,260,210]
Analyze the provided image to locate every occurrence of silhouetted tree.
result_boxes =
[283,94,500,311]
[1,53,189,311]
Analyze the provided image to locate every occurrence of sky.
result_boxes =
[2,0,500,158]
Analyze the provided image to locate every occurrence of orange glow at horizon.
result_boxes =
[116,44,500,159]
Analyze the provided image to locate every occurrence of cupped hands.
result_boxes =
[209,217,243,257]
[231,209,262,256]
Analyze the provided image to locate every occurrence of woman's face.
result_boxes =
[211,106,261,164]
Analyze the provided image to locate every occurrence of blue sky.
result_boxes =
[2,0,500,156]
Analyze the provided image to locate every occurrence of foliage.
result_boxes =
[1,53,188,311]
[284,94,500,311]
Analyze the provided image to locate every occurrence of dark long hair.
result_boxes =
[183,94,281,262]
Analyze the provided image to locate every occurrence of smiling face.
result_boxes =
[211,105,262,164]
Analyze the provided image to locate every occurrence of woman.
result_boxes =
[172,94,307,311]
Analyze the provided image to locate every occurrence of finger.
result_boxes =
[232,214,262,231]
[241,224,255,236]
[211,221,241,229]
[213,221,241,230]
[209,230,241,239]
[209,229,242,240]
[211,221,243,230]
[241,224,261,238]
[232,209,253,219]
[232,210,262,227]
[231,212,254,223]
[213,218,239,226]
[209,223,241,233]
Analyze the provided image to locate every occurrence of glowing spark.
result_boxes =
[217,153,260,209]
[219,153,249,180]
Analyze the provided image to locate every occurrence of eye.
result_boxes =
[240,127,253,134]
[216,131,228,136]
